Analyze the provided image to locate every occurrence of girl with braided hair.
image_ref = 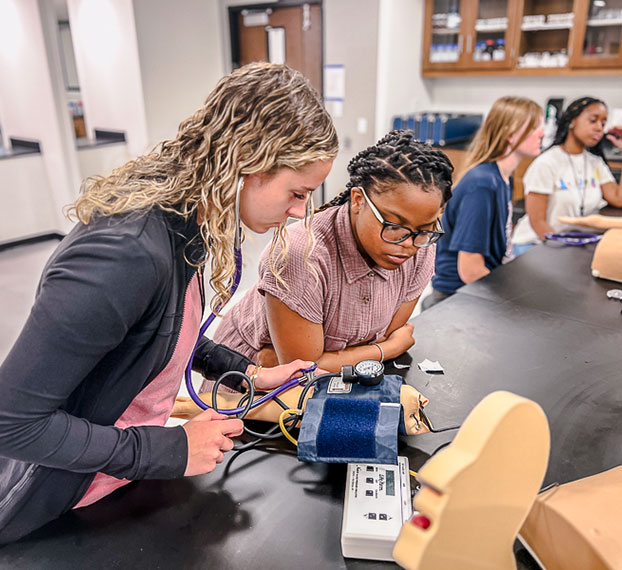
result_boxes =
[513,96,622,252]
[199,130,452,374]
[425,96,544,309]
[0,62,337,543]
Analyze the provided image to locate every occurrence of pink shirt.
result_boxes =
[74,273,203,508]
[214,203,434,360]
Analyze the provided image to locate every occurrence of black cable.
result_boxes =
[224,388,300,452]
[538,481,559,494]
[231,372,338,448]
[211,370,254,419]
[296,372,338,410]
[231,438,263,452]
[429,440,452,456]
[419,408,461,433]
[237,394,298,440]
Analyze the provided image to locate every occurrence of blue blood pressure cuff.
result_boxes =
[297,374,403,465]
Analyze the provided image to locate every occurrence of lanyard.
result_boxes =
[565,151,588,216]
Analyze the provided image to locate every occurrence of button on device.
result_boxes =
[410,514,431,529]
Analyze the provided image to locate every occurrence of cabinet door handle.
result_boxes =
[466,34,472,53]
[458,35,464,54]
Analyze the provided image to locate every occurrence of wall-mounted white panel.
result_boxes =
[0,156,58,242]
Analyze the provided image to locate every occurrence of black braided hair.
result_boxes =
[317,130,453,211]
[552,96,608,162]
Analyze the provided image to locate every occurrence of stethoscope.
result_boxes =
[544,232,602,246]
[184,177,316,418]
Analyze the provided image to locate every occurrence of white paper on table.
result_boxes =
[417,358,445,374]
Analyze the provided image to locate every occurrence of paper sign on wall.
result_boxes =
[267,27,286,64]
[324,64,345,102]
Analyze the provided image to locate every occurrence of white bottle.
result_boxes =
[542,104,557,148]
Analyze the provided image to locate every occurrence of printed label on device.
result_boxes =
[327,376,353,394]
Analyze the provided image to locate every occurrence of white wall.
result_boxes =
[67,0,149,156]
[77,143,131,180]
[429,75,622,116]
[0,0,80,241]
[377,1,622,130]
[323,0,380,201]
[375,0,431,139]
[0,156,58,242]
[133,0,226,146]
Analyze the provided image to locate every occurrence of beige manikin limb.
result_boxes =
[558,214,622,231]
[172,384,431,435]
[392,391,550,570]
[591,229,622,283]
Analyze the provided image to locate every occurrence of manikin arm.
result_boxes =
[558,214,622,230]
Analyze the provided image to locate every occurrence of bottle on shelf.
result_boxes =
[493,38,506,61]
[481,39,495,61]
[542,103,558,148]
[447,0,460,29]
[473,41,484,61]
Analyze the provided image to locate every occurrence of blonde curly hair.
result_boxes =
[68,62,338,310]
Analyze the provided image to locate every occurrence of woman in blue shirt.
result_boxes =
[423,96,544,309]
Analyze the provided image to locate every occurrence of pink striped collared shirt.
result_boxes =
[214,203,434,359]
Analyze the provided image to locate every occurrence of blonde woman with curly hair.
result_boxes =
[0,62,337,544]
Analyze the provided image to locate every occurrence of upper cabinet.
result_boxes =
[571,0,622,68]
[422,0,622,75]
[423,0,519,72]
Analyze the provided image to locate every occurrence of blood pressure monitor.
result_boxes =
[341,360,384,386]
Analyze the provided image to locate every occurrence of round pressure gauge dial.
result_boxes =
[354,359,384,386]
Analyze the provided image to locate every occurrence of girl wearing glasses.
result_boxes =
[204,131,452,373]
[423,96,544,309]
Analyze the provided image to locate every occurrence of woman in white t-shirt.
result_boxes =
[513,97,622,254]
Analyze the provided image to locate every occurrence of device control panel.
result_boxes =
[341,456,412,561]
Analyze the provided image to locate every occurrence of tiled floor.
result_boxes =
[0,240,60,363]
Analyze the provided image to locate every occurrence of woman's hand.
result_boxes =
[605,127,622,150]
[249,359,317,391]
[182,409,244,476]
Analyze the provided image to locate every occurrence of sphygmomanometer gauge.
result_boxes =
[353,359,384,386]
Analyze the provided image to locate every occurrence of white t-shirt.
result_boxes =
[512,146,614,244]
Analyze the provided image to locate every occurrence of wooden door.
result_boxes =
[233,3,322,94]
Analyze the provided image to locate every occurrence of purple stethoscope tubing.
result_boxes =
[544,231,602,246]
[183,178,315,416]
[184,177,244,415]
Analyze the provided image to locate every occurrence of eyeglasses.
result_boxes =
[358,186,444,247]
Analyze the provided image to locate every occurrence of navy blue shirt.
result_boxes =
[432,161,512,294]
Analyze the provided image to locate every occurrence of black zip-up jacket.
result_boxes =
[0,209,252,543]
